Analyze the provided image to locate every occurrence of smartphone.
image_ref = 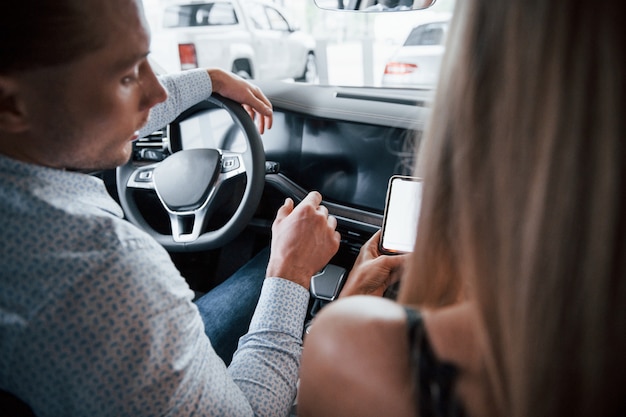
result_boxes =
[379,175,423,254]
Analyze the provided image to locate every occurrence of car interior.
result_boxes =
[4,0,624,413]
[0,0,446,414]
[100,0,448,328]
[103,80,434,320]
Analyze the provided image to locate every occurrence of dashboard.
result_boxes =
[170,82,432,211]
[126,81,433,274]
[264,111,418,213]
[172,106,419,213]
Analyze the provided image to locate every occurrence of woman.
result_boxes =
[297,0,625,415]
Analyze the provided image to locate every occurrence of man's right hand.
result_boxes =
[266,191,341,289]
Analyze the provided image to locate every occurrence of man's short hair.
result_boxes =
[0,0,107,74]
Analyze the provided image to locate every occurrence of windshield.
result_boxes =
[144,0,456,88]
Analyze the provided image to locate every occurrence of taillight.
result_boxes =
[178,43,198,70]
[384,62,418,75]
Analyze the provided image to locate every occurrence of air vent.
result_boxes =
[133,128,170,162]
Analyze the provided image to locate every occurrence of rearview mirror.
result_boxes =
[315,0,436,12]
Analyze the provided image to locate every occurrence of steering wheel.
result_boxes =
[116,94,266,252]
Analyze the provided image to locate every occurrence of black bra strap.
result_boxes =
[403,306,464,417]
[404,306,431,416]
[404,306,422,350]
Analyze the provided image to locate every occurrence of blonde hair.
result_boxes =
[400,0,625,415]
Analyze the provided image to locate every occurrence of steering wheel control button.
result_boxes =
[153,149,221,212]
[222,156,240,173]
[135,169,154,182]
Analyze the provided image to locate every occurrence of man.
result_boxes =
[0,0,341,415]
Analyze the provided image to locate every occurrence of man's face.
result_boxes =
[13,0,167,171]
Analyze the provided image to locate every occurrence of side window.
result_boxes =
[163,2,238,28]
[163,5,194,28]
[419,24,445,45]
[403,23,447,46]
[194,4,213,25]
[203,2,237,25]
[265,7,290,32]
[403,25,425,46]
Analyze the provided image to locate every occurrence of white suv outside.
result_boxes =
[381,18,450,88]
[149,0,318,82]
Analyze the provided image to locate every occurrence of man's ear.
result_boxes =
[0,75,29,133]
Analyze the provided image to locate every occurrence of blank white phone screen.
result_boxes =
[381,177,422,253]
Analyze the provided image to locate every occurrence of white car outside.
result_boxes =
[381,19,449,88]
[148,0,318,82]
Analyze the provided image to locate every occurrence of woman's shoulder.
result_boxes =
[298,296,417,417]
[298,298,489,417]
[303,296,412,365]
[312,295,408,326]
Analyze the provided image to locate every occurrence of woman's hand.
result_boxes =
[339,230,408,297]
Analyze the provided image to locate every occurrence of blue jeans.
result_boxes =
[194,247,269,365]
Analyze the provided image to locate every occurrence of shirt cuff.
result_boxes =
[249,277,310,336]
